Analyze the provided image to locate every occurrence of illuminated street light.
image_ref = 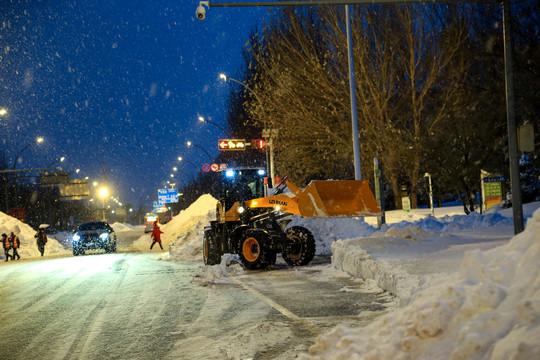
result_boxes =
[12,137,44,170]
[46,156,66,169]
[0,108,7,116]
[187,141,213,162]
[198,115,230,137]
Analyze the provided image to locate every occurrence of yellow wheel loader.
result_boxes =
[203,168,381,270]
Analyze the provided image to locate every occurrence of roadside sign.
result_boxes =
[202,163,211,172]
[218,139,247,151]
[484,176,506,183]
[219,163,227,170]
[158,188,178,203]
[210,163,219,172]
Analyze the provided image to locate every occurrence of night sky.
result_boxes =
[0,0,269,209]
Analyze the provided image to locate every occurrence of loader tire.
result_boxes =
[282,226,315,266]
[203,228,221,265]
[238,230,271,270]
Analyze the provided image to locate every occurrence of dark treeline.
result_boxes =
[221,1,539,211]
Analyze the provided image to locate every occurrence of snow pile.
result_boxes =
[0,212,67,259]
[192,254,244,286]
[110,222,138,232]
[302,208,540,360]
[133,194,217,258]
[331,239,428,305]
[288,216,376,255]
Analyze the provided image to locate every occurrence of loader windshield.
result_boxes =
[221,168,266,210]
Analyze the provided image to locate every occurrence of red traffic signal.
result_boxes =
[252,139,265,149]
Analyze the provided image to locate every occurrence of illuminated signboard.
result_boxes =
[218,139,247,151]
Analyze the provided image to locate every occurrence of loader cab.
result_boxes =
[220,168,267,211]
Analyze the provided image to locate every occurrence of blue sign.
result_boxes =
[484,176,506,183]
[158,188,179,203]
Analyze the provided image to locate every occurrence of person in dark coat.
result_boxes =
[2,233,12,261]
[35,228,48,256]
[150,221,164,250]
[9,232,20,260]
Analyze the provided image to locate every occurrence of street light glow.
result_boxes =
[219,73,227,81]
[198,116,205,122]
[0,108,7,116]
[98,188,108,198]
[36,137,44,143]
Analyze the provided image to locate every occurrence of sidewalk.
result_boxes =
[329,203,537,305]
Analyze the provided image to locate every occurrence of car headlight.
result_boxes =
[99,233,109,240]
[72,234,80,242]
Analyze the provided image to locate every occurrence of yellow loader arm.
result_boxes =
[244,179,382,218]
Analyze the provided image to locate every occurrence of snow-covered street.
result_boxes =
[0,197,539,359]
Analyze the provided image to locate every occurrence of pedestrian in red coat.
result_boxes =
[150,221,164,250]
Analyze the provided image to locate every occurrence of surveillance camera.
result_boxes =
[196,5,206,20]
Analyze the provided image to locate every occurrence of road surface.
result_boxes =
[0,229,394,359]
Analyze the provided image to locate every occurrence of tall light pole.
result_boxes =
[220,73,277,186]
[12,137,44,170]
[198,116,231,137]
[9,137,44,211]
[187,141,213,162]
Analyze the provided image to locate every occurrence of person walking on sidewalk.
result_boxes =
[9,231,20,260]
[150,221,164,250]
[2,233,12,261]
[35,227,48,256]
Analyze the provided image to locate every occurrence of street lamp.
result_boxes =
[98,187,108,221]
[12,137,44,170]
[0,108,7,116]
[219,73,277,187]
[187,141,213,162]
[9,137,44,210]
[46,156,66,169]
[198,115,230,137]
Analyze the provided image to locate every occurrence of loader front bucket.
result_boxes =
[296,180,382,218]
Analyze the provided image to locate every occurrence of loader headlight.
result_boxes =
[275,205,281,211]
[237,206,245,214]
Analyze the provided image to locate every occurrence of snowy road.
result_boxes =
[0,231,394,359]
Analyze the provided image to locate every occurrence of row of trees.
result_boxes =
[221,1,538,211]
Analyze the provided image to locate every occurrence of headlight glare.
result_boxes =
[73,234,80,242]
[99,233,109,240]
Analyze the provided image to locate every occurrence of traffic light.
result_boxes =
[252,139,265,150]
